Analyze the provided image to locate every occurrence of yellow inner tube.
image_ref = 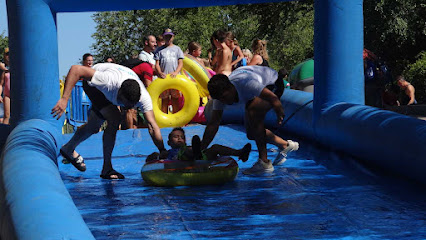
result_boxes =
[182,55,210,98]
[147,74,199,128]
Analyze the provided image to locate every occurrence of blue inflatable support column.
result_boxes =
[6,0,61,127]
[0,120,94,239]
[313,0,364,121]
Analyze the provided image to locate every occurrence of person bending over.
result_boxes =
[200,66,299,175]
[52,63,167,179]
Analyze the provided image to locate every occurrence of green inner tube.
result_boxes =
[141,157,239,187]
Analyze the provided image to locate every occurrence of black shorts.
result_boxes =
[83,80,113,119]
[246,77,285,107]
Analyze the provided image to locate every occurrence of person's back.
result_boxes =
[211,30,232,76]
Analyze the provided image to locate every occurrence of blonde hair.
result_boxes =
[251,39,269,61]
[242,49,253,60]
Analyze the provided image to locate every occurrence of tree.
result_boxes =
[364,0,426,75]
[91,3,315,71]
[0,31,8,62]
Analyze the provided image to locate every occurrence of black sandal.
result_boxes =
[60,149,86,172]
[100,169,125,179]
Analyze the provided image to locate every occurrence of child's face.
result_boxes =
[168,130,186,148]
[192,48,202,57]
[225,38,234,48]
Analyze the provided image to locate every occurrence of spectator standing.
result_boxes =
[210,30,232,76]
[154,28,184,114]
[0,48,10,124]
[249,39,269,67]
[138,35,157,66]
[225,31,244,69]
[397,75,417,105]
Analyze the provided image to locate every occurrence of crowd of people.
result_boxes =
[50,28,302,179]
[2,28,417,179]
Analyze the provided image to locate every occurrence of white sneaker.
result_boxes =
[273,140,299,166]
[243,159,274,175]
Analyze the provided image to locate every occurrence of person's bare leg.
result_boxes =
[99,105,122,178]
[171,96,180,113]
[245,98,271,163]
[265,129,288,150]
[2,96,10,125]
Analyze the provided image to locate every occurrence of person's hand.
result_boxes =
[51,98,68,120]
[159,149,168,159]
[0,96,3,103]
[170,72,178,78]
[275,107,285,126]
[158,72,166,79]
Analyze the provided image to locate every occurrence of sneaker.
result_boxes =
[243,159,274,175]
[273,140,299,166]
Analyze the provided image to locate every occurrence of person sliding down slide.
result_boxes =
[200,65,299,175]
[51,63,167,179]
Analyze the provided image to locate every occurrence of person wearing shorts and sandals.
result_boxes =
[200,65,299,174]
[52,63,167,179]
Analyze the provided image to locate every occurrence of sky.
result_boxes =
[0,0,96,78]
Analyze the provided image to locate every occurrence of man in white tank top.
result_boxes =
[52,63,167,179]
[201,66,299,175]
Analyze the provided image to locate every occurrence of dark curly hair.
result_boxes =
[208,74,233,100]
[119,79,141,105]
[168,127,185,141]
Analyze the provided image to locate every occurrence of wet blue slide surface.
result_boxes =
[60,125,426,239]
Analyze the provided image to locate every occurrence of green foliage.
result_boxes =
[403,52,426,103]
[0,31,8,62]
[364,0,426,74]
[91,3,314,71]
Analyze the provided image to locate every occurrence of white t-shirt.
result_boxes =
[213,66,278,110]
[138,50,156,66]
[88,63,153,113]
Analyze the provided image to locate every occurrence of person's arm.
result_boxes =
[51,65,95,119]
[248,54,262,66]
[258,88,284,125]
[0,72,4,103]
[155,60,166,79]
[171,58,183,78]
[143,110,168,157]
[230,46,244,67]
[407,85,416,105]
[201,109,223,150]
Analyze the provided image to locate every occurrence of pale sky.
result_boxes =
[1,0,96,78]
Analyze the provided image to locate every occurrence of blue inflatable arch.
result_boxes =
[1,0,426,239]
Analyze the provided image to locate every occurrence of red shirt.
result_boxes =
[132,62,153,82]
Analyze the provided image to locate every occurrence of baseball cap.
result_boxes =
[162,28,175,36]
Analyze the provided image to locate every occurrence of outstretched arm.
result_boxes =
[143,110,167,157]
[51,65,95,119]
[259,88,284,125]
[201,109,223,150]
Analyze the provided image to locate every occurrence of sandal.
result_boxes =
[100,169,125,180]
[60,148,86,172]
